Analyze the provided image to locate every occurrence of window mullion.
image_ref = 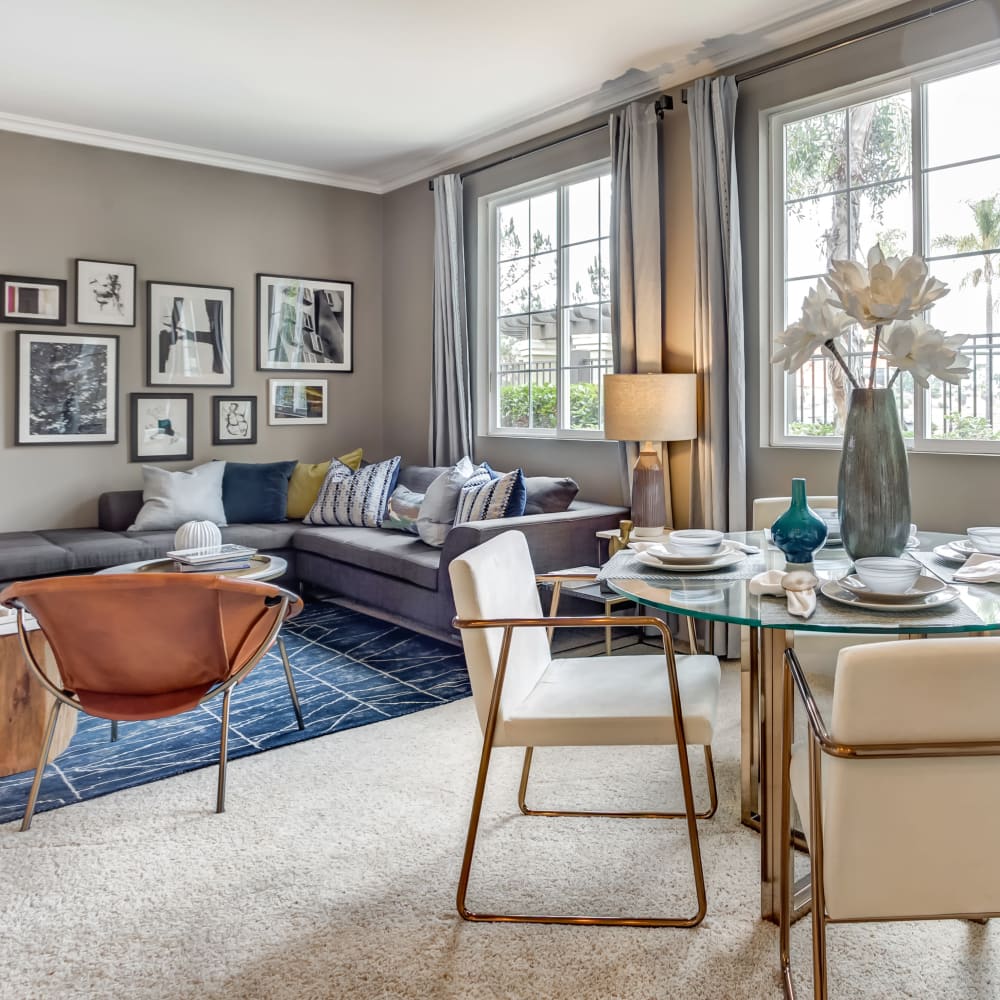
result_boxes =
[556,182,567,432]
[911,76,928,450]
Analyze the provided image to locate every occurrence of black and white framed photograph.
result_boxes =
[76,259,136,326]
[15,331,118,445]
[256,274,353,372]
[1,275,66,325]
[212,395,257,445]
[147,280,234,386]
[268,378,328,425]
[129,392,194,462]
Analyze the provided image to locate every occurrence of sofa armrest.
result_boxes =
[440,502,627,577]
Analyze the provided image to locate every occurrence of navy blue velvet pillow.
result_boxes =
[222,460,297,524]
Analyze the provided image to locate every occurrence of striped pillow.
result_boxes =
[454,467,526,525]
[304,456,401,528]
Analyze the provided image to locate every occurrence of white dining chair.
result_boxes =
[449,529,721,926]
[780,637,1000,999]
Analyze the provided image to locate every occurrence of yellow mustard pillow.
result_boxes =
[287,448,363,519]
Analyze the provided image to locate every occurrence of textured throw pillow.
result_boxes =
[454,467,527,525]
[416,456,478,547]
[522,476,579,515]
[128,462,227,531]
[304,456,400,528]
[286,448,363,519]
[222,460,297,524]
[382,485,424,534]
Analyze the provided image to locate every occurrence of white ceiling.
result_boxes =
[0,0,907,193]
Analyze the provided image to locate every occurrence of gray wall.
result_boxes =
[736,0,1000,531]
[0,132,383,531]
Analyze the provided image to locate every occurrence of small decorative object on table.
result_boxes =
[772,244,970,560]
[174,520,222,551]
[608,519,633,557]
[770,479,828,567]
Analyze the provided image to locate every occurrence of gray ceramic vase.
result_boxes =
[837,387,911,560]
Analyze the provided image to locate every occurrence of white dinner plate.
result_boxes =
[629,539,743,565]
[820,578,960,612]
[634,549,747,573]
[933,540,974,564]
[839,574,946,603]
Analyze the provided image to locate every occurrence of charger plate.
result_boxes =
[839,574,946,604]
[634,548,746,573]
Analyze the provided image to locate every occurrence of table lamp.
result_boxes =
[603,373,698,537]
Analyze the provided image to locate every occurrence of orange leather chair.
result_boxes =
[0,573,303,830]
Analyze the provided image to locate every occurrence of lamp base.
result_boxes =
[630,442,666,537]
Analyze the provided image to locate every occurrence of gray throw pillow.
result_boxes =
[128,462,227,531]
[522,476,579,516]
[416,456,477,547]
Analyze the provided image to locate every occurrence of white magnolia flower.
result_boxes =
[771,284,853,372]
[825,244,949,328]
[880,319,972,388]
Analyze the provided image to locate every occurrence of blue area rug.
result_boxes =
[0,602,470,825]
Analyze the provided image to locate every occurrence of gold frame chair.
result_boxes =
[779,647,1000,999]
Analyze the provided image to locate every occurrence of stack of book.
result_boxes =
[167,544,257,573]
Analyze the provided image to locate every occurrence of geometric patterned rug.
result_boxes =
[0,602,471,825]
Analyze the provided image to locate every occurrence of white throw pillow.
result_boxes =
[416,456,477,547]
[128,462,227,531]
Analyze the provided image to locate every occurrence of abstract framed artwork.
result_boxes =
[1,275,67,325]
[129,392,194,462]
[146,280,234,386]
[76,259,136,326]
[15,330,119,445]
[267,378,328,425]
[256,273,353,372]
[212,395,257,445]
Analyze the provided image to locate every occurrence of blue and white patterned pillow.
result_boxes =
[304,456,401,528]
[454,467,527,525]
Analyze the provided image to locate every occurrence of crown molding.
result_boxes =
[0,110,384,194]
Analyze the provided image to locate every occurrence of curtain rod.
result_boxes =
[428,95,673,190]
[734,0,978,85]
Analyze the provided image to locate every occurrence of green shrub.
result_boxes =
[499,381,601,430]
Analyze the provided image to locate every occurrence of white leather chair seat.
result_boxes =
[500,654,721,748]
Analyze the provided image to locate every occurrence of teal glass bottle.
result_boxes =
[770,478,828,565]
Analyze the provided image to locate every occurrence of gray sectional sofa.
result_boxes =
[0,464,627,641]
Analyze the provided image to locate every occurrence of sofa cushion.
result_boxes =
[129,462,227,531]
[127,522,301,557]
[305,456,400,528]
[222,460,296,524]
[0,531,77,580]
[523,476,579,515]
[286,448,363,519]
[38,529,159,568]
[294,526,441,590]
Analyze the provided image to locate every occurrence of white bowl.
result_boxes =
[853,556,922,594]
[967,527,1000,555]
[666,529,724,557]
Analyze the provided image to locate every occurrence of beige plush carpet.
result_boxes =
[2,660,997,1000]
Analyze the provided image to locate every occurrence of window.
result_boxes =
[481,162,613,439]
[765,49,1000,452]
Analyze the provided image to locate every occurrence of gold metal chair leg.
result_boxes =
[517,743,718,820]
[277,635,305,730]
[20,700,63,832]
[216,687,232,814]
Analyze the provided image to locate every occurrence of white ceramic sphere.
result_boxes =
[174,520,222,551]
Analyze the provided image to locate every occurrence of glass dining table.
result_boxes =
[603,531,1000,924]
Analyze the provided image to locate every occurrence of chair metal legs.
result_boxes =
[276,635,305,730]
[20,700,64,832]
[517,744,719,820]
[216,687,232,814]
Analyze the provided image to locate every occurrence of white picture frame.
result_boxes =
[267,378,328,425]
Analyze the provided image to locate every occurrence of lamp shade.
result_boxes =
[603,373,697,443]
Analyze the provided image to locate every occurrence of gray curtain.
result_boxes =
[430,173,473,465]
[688,76,747,657]
[609,102,672,523]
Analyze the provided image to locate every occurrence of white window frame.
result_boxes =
[477,159,612,441]
[761,41,1000,455]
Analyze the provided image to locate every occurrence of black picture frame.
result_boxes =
[1,275,67,325]
[146,279,234,387]
[75,259,137,327]
[212,395,257,445]
[129,392,194,462]
[256,273,353,372]
[15,330,119,445]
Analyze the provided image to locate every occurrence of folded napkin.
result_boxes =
[749,569,819,618]
[953,552,1000,583]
